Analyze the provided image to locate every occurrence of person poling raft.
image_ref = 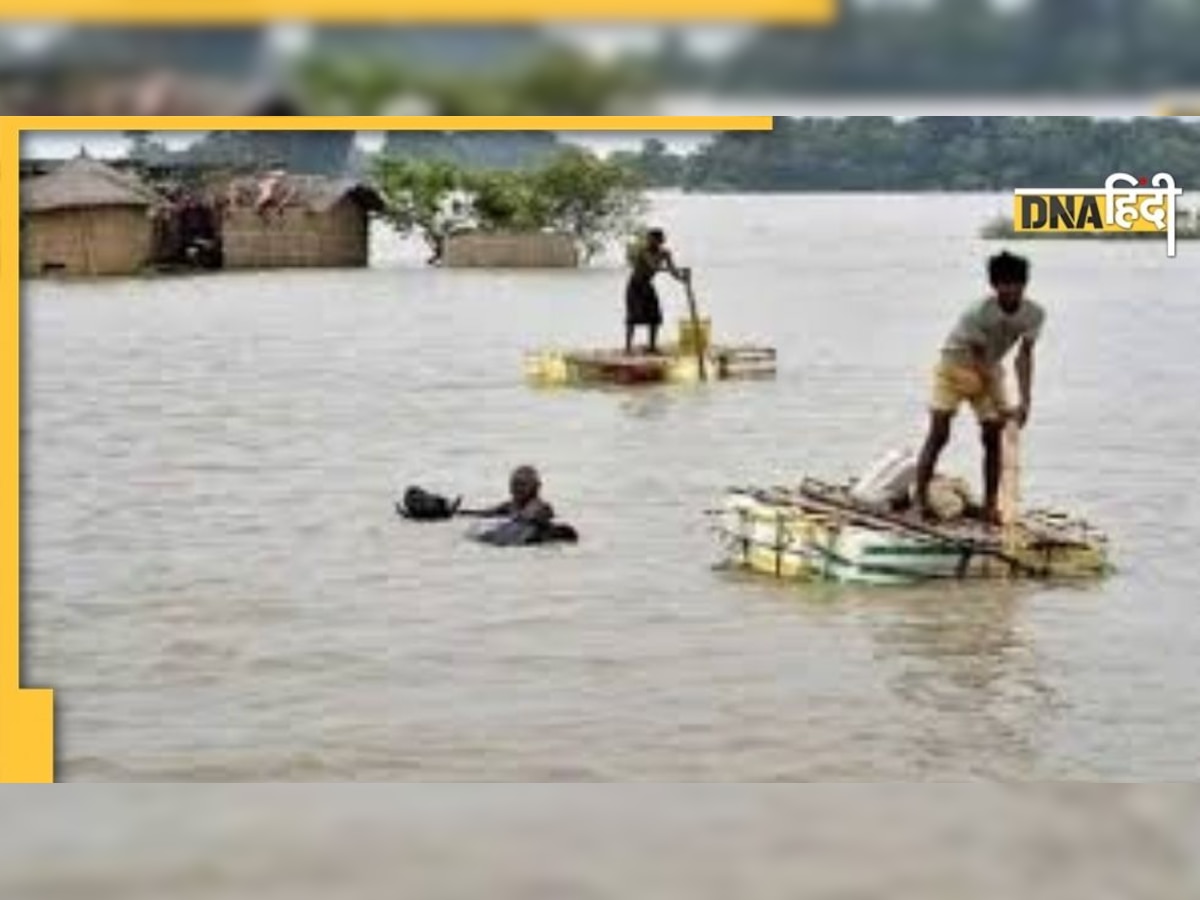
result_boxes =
[915,251,1045,527]
[523,227,777,386]
[625,227,691,356]
[396,465,578,546]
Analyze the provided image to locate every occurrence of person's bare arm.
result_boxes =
[660,250,689,282]
[458,501,512,518]
[515,499,555,526]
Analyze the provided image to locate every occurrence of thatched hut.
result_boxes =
[20,157,160,277]
[215,173,384,269]
[442,231,579,268]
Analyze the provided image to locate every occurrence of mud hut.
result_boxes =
[442,231,580,268]
[20,157,160,276]
[215,173,384,269]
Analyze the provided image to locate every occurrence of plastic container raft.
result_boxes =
[715,479,1111,586]
[525,319,777,386]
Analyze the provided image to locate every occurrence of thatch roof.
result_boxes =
[21,157,160,213]
[218,173,385,215]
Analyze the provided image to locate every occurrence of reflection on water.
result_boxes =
[713,570,1063,777]
[617,386,681,421]
[22,193,1200,782]
[858,583,1055,777]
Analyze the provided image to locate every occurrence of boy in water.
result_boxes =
[625,227,690,355]
[914,251,1045,526]
[479,465,555,526]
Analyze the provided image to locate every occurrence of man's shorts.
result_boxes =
[931,361,1007,423]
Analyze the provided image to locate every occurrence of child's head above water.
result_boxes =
[509,465,542,504]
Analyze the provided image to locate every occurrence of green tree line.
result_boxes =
[656,0,1200,95]
[613,117,1200,192]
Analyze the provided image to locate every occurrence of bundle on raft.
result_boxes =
[714,479,1110,586]
[524,320,776,387]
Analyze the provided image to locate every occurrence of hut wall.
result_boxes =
[21,206,153,277]
[220,200,369,269]
[443,231,579,268]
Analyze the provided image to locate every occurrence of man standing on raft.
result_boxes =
[914,251,1045,526]
[625,227,690,355]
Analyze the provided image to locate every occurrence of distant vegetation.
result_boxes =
[115,117,1200,202]
[373,149,646,262]
[12,5,1200,116]
[381,132,563,171]
[654,0,1200,96]
[614,118,1200,192]
[294,44,652,116]
[126,131,359,178]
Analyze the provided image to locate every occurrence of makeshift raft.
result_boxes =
[524,319,776,386]
[715,479,1111,586]
[525,345,776,386]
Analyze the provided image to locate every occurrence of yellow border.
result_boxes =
[1,114,770,782]
[0,0,838,21]
[1,124,54,783]
[15,116,773,133]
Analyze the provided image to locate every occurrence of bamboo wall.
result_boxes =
[21,207,154,277]
[221,200,370,270]
[443,231,579,268]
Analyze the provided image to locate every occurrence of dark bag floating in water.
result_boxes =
[397,486,462,521]
[468,518,579,547]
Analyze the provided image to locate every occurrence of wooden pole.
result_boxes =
[683,275,708,382]
[999,419,1022,551]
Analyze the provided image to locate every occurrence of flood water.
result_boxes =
[21,193,1200,781]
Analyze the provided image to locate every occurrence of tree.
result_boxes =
[374,149,647,263]
[373,158,468,262]
[531,148,647,260]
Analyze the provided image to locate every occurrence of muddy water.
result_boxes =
[21,193,1200,782]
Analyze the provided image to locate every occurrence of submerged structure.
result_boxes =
[20,161,385,276]
[20,157,160,276]
[525,319,777,387]
[213,173,384,270]
[443,231,579,268]
[715,479,1110,586]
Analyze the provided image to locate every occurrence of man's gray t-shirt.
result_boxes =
[943,297,1045,367]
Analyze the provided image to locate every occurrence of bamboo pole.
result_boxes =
[999,419,1022,551]
[683,275,708,382]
